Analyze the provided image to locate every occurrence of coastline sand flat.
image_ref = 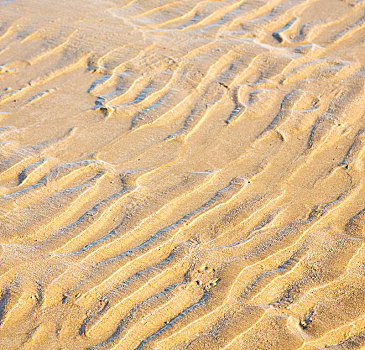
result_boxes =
[0,0,365,349]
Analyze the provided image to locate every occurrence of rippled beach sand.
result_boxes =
[0,0,365,349]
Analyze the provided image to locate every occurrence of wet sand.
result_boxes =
[0,0,365,349]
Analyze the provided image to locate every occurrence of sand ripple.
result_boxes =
[0,0,365,349]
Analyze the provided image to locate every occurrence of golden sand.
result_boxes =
[0,0,365,349]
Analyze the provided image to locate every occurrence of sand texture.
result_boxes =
[0,0,365,349]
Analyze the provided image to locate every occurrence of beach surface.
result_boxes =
[0,0,365,349]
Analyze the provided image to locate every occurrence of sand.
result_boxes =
[0,0,364,349]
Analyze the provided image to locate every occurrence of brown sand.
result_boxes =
[0,0,365,349]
